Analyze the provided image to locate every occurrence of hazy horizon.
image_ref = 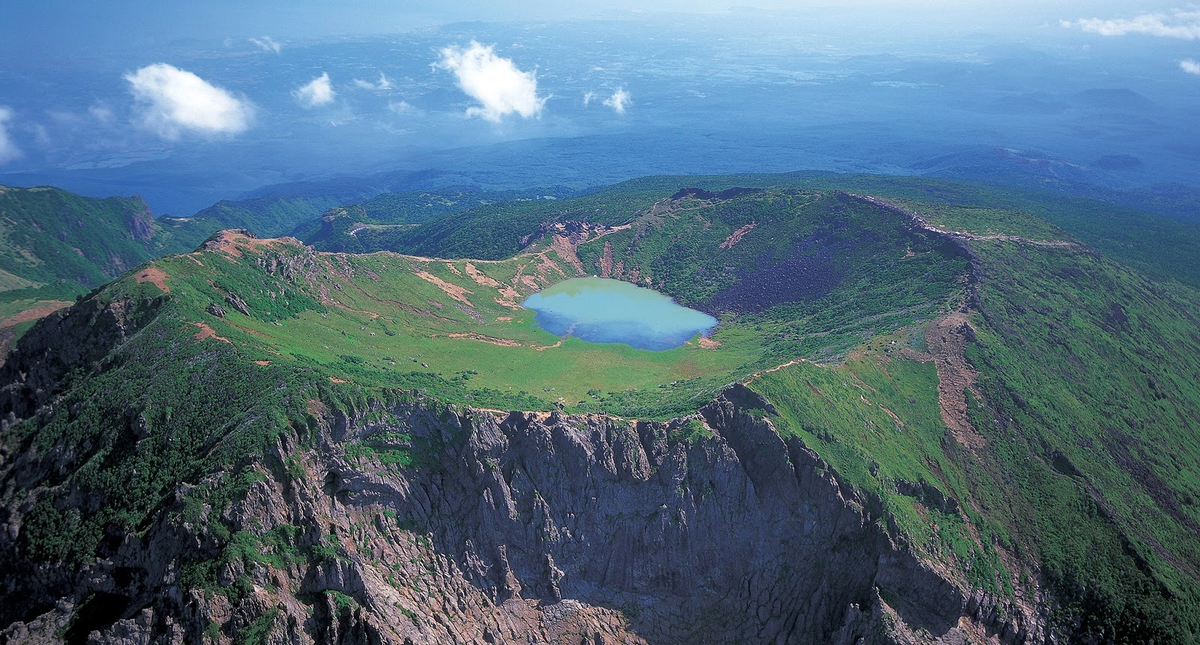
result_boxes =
[2,1,1198,214]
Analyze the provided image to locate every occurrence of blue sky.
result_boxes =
[1,0,1173,51]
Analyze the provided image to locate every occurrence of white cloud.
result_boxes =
[294,72,336,108]
[250,36,281,54]
[603,87,631,114]
[434,41,546,122]
[1183,59,1200,75]
[30,122,50,147]
[1063,10,1200,39]
[0,107,21,164]
[353,73,393,91]
[125,63,254,140]
[582,91,597,106]
[89,104,115,124]
[387,100,421,115]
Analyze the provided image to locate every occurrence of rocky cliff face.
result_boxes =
[0,370,1048,644]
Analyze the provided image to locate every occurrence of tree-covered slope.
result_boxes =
[295,189,570,254]
[188,195,350,239]
[0,185,214,358]
[0,185,210,292]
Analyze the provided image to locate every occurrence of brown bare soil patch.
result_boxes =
[926,312,986,451]
[324,299,384,319]
[328,377,348,384]
[879,404,904,427]
[443,332,561,351]
[446,332,524,347]
[519,275,540,290]
[464,262,500,287]
[0,300,73,366]
[808,382,831,403]
[496,316,513,322]
[600,241,615,277]
[536,254,565,277]
[493,297,522,309]
[306,399,328,416]
[445,262,463,276]
[549,234,585,273]
[253,360,271,366]
[900,347,932,362]
[720,222,756,249]
[135,267,170,293]
[192,322,232,344]
[697,337,721,349]
[415,271,474,306]
[205,231,245,257]
[203,230,293,258]
[0,301,71,331]
[229,323,269,338]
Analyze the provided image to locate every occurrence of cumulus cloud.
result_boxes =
[125,63,254,139]
[353,73,393,91]
[582,91,597,106]
[603,88,631,114]
[434,41,546,122]
[294,72,336,108]
[0,108,21,164]
[1062,10,1200,39]
[250,36,282,54]
[1183,59,1200,74]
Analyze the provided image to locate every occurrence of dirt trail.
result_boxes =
[744,357,815,384]
[852,195,1082,249]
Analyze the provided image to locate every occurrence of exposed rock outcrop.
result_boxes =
[0,381,1050,644]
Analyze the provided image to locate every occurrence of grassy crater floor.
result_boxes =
[140,189,968,418]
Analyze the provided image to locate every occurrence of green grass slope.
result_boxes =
[131,187,969,419]
[747,196,1200,640]
[2,178,1198,641]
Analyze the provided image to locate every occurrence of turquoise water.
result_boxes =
[522,277,717,350]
